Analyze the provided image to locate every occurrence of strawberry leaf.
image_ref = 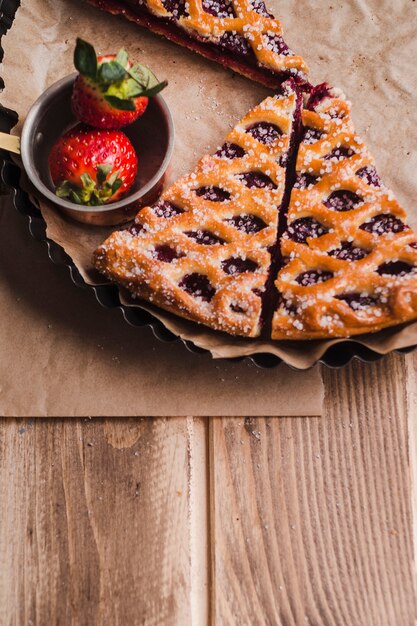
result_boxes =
[74,38,97,80]
[96,163,113,186]
[125,63,167,97]
[127,63,151,88]
[139,80,168,98]
[124,78,145,99]
[100,188,113,200]
[98,60,126,84]
[115,48,129,69]
[140,66,162,89]
[89,193,102,206]
[56,180,85,200]
[70,189,86,205]
[104,95,136,111]
[107,169,121,186]
[54,177,114,206]
[55,181,72,199]
[80,172,96,191]
[111,178,123,194]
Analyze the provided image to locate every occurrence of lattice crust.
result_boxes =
[272,85,417,340]
[87,0,308,85]
[94,86,298,337]
[148,0,307,73]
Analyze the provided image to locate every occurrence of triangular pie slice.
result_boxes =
[94,81,301,337]
[272,83,417,340]
[85,0,308,88]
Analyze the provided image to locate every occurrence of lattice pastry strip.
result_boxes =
[94,86,299,337]
[272,84,417,340]
[86,0,308,86]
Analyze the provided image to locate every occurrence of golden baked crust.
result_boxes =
[94,84,298,337]
[86,0,308,87]
[272,85,417,340]
[145,0,307,74]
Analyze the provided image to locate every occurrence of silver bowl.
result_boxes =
[20,73,175,226]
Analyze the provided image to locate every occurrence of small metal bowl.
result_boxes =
[20,73,174,226]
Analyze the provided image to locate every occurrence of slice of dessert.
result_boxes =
[272,84,417,340]
[85,0,308,88]
[94,81,301,337]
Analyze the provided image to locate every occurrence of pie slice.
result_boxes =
[94,81,301,337]
[272,83,417,340]
[84,0,308,88]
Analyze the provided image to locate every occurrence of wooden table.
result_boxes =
[1,354,416,625]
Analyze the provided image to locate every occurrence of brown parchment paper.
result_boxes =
[0,0,415,387]
[0,194,323,416]
[0,2,324,417]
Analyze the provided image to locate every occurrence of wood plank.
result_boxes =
[210,354,416,626]
[0,417,209,626]
[405,351,417,610]
[1,353,415,625]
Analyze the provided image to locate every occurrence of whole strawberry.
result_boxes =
[71,38,167,129]
[49,125,138,205]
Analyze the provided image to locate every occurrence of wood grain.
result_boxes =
[210,355,416,626]
[405,351,417,611]
[0,417,209,626]
[0,355,416,625]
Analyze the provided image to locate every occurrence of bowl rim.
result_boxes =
[20,72,175,213]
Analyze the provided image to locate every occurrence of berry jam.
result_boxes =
[251,0,273,17]
[162,0,187,16]
[324,190,363,212]
[225,214,268,234]
[287,217,328,243]
[360,214,407,235]
[281,297,298,314]
[336,293,377,309]
[185,230,225,245]
[293,172,319,189]
[154,200,184,218]
[328,241,368,261]
[153,245,183,262]
[219,32,252,56]
[305,83,333,111]
[215,142,246,159]
[236,171,277,189]
[246,122,282,144]
[377,261,415,276]
[296,269,333,286]
[263,33,291,55]
[278,153,289,167]
[202,0,235,17]
[221,257,259,274]
[196,186,231,202]
[230,303,247,313]
[356,165,381,187]
[301,126,325,144]
[128,220,143,236]
[179,273,216,301]
[324,146,355,161]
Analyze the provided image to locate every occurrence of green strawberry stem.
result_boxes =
[74,38,168,110]
[55,164,123,206]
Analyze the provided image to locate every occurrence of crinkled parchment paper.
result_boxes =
[0,0,324,415]
[1,0,415,413]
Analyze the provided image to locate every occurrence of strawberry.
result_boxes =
[71,38,167,129]
[49,125,138,205]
